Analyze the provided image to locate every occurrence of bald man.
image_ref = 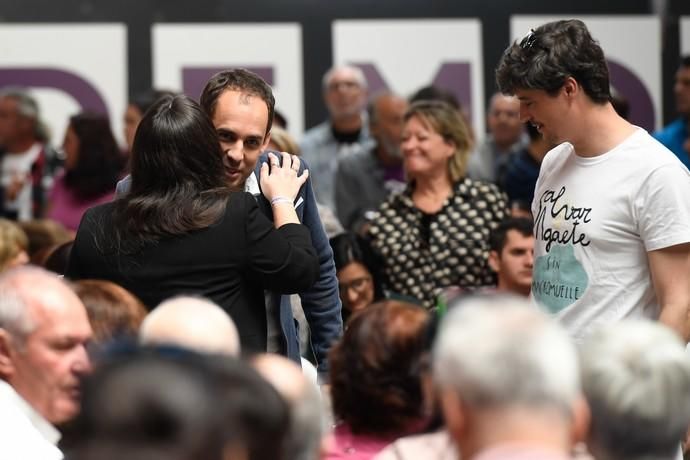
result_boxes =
[139,296,240,356]
[0,266,92,460]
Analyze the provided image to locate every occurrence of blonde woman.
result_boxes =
[367,101,508,309]
[0,218,30,271]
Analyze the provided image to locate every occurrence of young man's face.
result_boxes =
[515,88,568,146]
[211,90,271,189]
[489,229,534,296]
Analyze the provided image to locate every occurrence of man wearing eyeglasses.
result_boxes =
[300,65,373,210]
[496,19,690,343]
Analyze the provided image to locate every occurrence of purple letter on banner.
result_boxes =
[352,62,473,122]
[182,67,274,101]
[607,59,655,131]
[0,68,108,114]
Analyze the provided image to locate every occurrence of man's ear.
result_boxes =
[562,77,579,99]
[488,250,500,273]
[0,329,17,379]
[571,394,591,445]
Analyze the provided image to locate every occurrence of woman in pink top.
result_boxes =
[48,113,125,231]
[326,301,432,460]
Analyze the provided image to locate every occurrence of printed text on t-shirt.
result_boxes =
[535,187,592,252]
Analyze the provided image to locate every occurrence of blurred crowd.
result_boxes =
[0,17,689,460]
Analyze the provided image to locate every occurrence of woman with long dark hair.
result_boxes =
[66,95,319,353]
[48,113,125,231]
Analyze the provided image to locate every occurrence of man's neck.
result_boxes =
[331,114,362,133]
[375,144,402,167]
[569,103,636,157]
[459,407,573,460]
[528,138,551,164]
[497,280,531,297]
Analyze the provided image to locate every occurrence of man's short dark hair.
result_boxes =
[489,217,534,253]
[199,69,275,136]
[680,55,690,69]
[496,19,611,104]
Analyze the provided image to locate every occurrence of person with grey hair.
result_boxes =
[0,266,93,459]
[0,88,54,220]
[300,65,372,209]
[580,320,690,460]
[139,296,241,356]
[433,295,589,460]
[253,353,326,460]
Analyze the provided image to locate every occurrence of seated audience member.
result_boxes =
[330,232,385,323]
[327,301,431,459]
[72,279,147,343]
[467,93,527,183]
[0,266,92,460]
[47,113,125,231]
[580,320,690,460]
[0,218,29,271]
[65,95,319,355]
[409,85,475,148]
[123,89,177,154]
[335,92,408,233]
[367,100,507,309]
[66,350,286,460]
[254,354,326,460]
[373,313,457,460]
[18,218,71,264]
[488,218,534,297]
[433,295,588,460]
[500,122,550,207]
[139,296,240,356]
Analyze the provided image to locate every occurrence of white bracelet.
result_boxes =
[270,196,294,207]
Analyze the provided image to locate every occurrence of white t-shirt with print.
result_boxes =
[531,128,690,341]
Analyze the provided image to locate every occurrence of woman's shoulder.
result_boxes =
[457,177,503,195]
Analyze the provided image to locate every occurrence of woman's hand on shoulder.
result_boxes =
[260,151,309,203]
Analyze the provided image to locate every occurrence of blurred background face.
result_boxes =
[487,94,523,148]
[337,261,374,314]
[324,68,367,120]
[123,104,143,152]
[0,97,29,150]
[674,65,690,117]
[62,124,80,170]
[371,95,408,158]
[401,115,454,179]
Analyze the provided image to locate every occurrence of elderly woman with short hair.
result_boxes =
[367,100,507,309]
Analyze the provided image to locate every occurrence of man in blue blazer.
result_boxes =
[117,69,342,378]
